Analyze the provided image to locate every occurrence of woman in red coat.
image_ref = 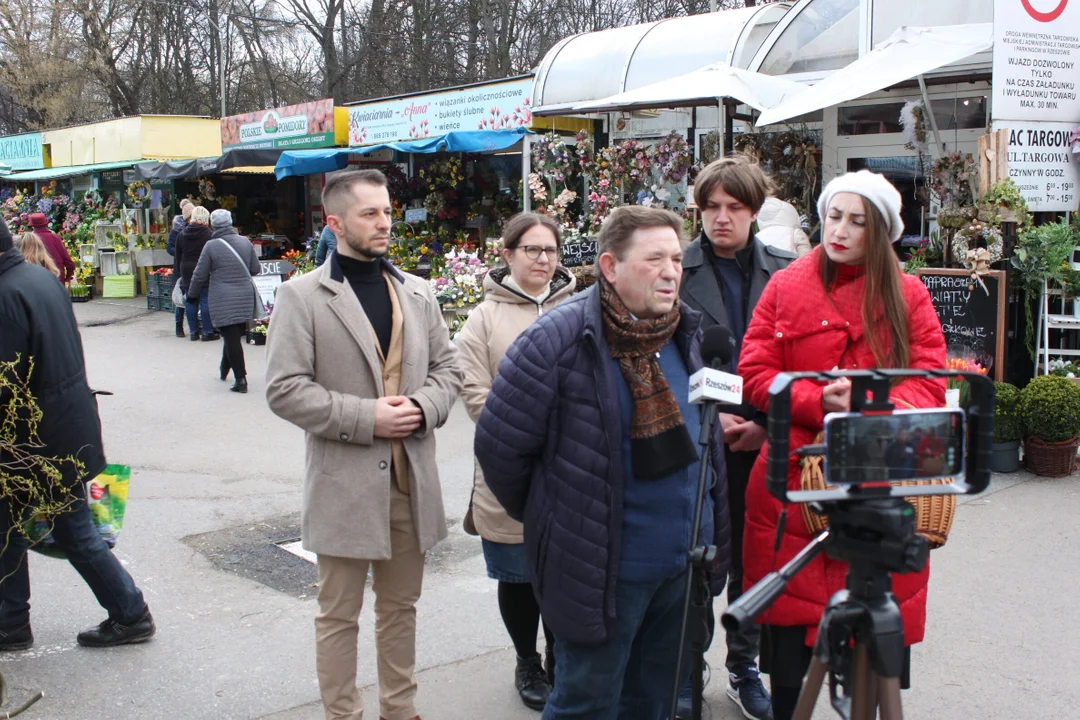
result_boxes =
[737,171,946,720]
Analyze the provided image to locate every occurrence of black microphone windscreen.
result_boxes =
[701,325,737,368]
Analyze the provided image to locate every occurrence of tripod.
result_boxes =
[667,394,721,720]
[723,498,927,720]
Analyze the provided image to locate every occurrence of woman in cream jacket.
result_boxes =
[457,212,575,712]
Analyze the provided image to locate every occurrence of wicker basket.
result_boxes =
[799,449,956,549]
[1024,436,1080,477]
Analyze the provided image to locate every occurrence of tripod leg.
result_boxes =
[792,658,828,720]
[850,643,878,720]
[875,675,904,720]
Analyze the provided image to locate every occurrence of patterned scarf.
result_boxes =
[600,278,698,480]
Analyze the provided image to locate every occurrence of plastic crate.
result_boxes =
[102,274,136,299]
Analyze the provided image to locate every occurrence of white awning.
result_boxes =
[755,23,994,126]
[532,3,792,110]
[564,63,807,114]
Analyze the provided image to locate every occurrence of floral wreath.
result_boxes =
[953,220,1003,266]
[930,152,975,207]
[126,181,151,207]
[198,178,217,201]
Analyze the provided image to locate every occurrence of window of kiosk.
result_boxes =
[758,0,859,76]
[838,97,987,136]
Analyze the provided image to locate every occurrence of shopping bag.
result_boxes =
[24,465,131,559]
[171,280,186,307]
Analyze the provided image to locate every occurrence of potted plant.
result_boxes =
[249,324,268,346]
[1020,375,1080,477]
[991,382,1022,473]
[1011,216,1080,358]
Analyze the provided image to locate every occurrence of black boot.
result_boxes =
[190,331,201,342]
[202,332,221,342]
[175,321,185,338]
[545,645,556,687]
[0,623,33,652]
[515,654,551,711]
[76,608,155,648]
[230,377,248,394]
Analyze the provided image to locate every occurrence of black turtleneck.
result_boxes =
[338,253,391,356]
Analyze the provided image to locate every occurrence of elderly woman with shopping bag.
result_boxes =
[187,209,262,394]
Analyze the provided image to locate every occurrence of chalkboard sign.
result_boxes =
[915,268,1007,381]
[560,237,598,268]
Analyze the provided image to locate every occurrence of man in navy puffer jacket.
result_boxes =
[476,206,730,719]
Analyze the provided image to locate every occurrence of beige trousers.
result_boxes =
[315,486,425,720]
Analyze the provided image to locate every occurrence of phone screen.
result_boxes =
[824,409,964,485]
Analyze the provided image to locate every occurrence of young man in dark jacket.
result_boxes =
[677,156,796,720]
[0,217,155,650]
[476,205,730,719]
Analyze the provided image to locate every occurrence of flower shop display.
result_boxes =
[1011,215,1080,357]
[991,381,1022,473]
[944,356,988,409]
[732,128,822,226]
[430,249,487,311]
[1019,374,1080,477]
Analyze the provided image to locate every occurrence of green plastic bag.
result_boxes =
[24,465,131,559]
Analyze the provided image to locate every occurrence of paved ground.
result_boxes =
[0,297,1077,719]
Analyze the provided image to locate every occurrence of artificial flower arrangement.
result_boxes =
[429,249,488,310]
[125,181,151,207]
[945,355,989,408]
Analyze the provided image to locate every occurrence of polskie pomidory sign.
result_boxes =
[347,78,533,147]
[0,132,45,171]
[222,99,337,150]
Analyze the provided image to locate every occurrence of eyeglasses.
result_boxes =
[517,245,560,261]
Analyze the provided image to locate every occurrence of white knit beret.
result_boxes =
[817,170,904,242]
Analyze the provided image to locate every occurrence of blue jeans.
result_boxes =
[0,484,146,629]
[185,287,212,335]
[543,570,688,720]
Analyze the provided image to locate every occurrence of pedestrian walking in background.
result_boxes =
[314,223,337,268]
[14,231,61,279]
[28,212,74,284]
[266,169,462,720]
[175,205,216,342]
[0,217,155,651]
[167,199,194,337]
[756,196,813,256]
[738,171,946,720]
[187,209,261,394]
[678,156,796,720]
[475,205,731,720]
[455,212,576,711]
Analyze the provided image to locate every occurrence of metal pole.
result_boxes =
[917,74,944,158]
[522,134,531,213]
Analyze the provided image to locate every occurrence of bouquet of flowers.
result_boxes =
[945,355,989,408]
[430,249,487,309]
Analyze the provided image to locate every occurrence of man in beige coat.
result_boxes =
[265,169,462,720]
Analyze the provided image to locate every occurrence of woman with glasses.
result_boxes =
[456,212,575,712]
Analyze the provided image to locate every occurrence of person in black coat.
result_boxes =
[0,216,155,650]
[175,205,218,341]
[165,199,193,337]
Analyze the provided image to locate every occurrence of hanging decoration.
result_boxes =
[899,100,929,156]
[198,178,217,202]
[952,219,1004,290]
[125,181,151,207]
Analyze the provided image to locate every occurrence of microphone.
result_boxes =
[689,326,743,406]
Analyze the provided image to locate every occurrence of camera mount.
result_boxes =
[721,369,994,719]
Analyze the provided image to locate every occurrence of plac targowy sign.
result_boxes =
[347,78,533,146]
[0,132,45,171]
[221,99,338,151]
[993,120,1079,211]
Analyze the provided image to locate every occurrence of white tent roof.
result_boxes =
[532,3,791,111]
[756,23,994,127]
[565,64,807,114]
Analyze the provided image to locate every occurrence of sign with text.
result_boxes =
[993,120,1079,210]
[253,274,282,308]
[222,99,337,151]
[259,259,296,276]
[347,78,533,146]
[916,269,1007,382]
[559,237,598,268]
[992,0,1080,123]
[0,132,44,171]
